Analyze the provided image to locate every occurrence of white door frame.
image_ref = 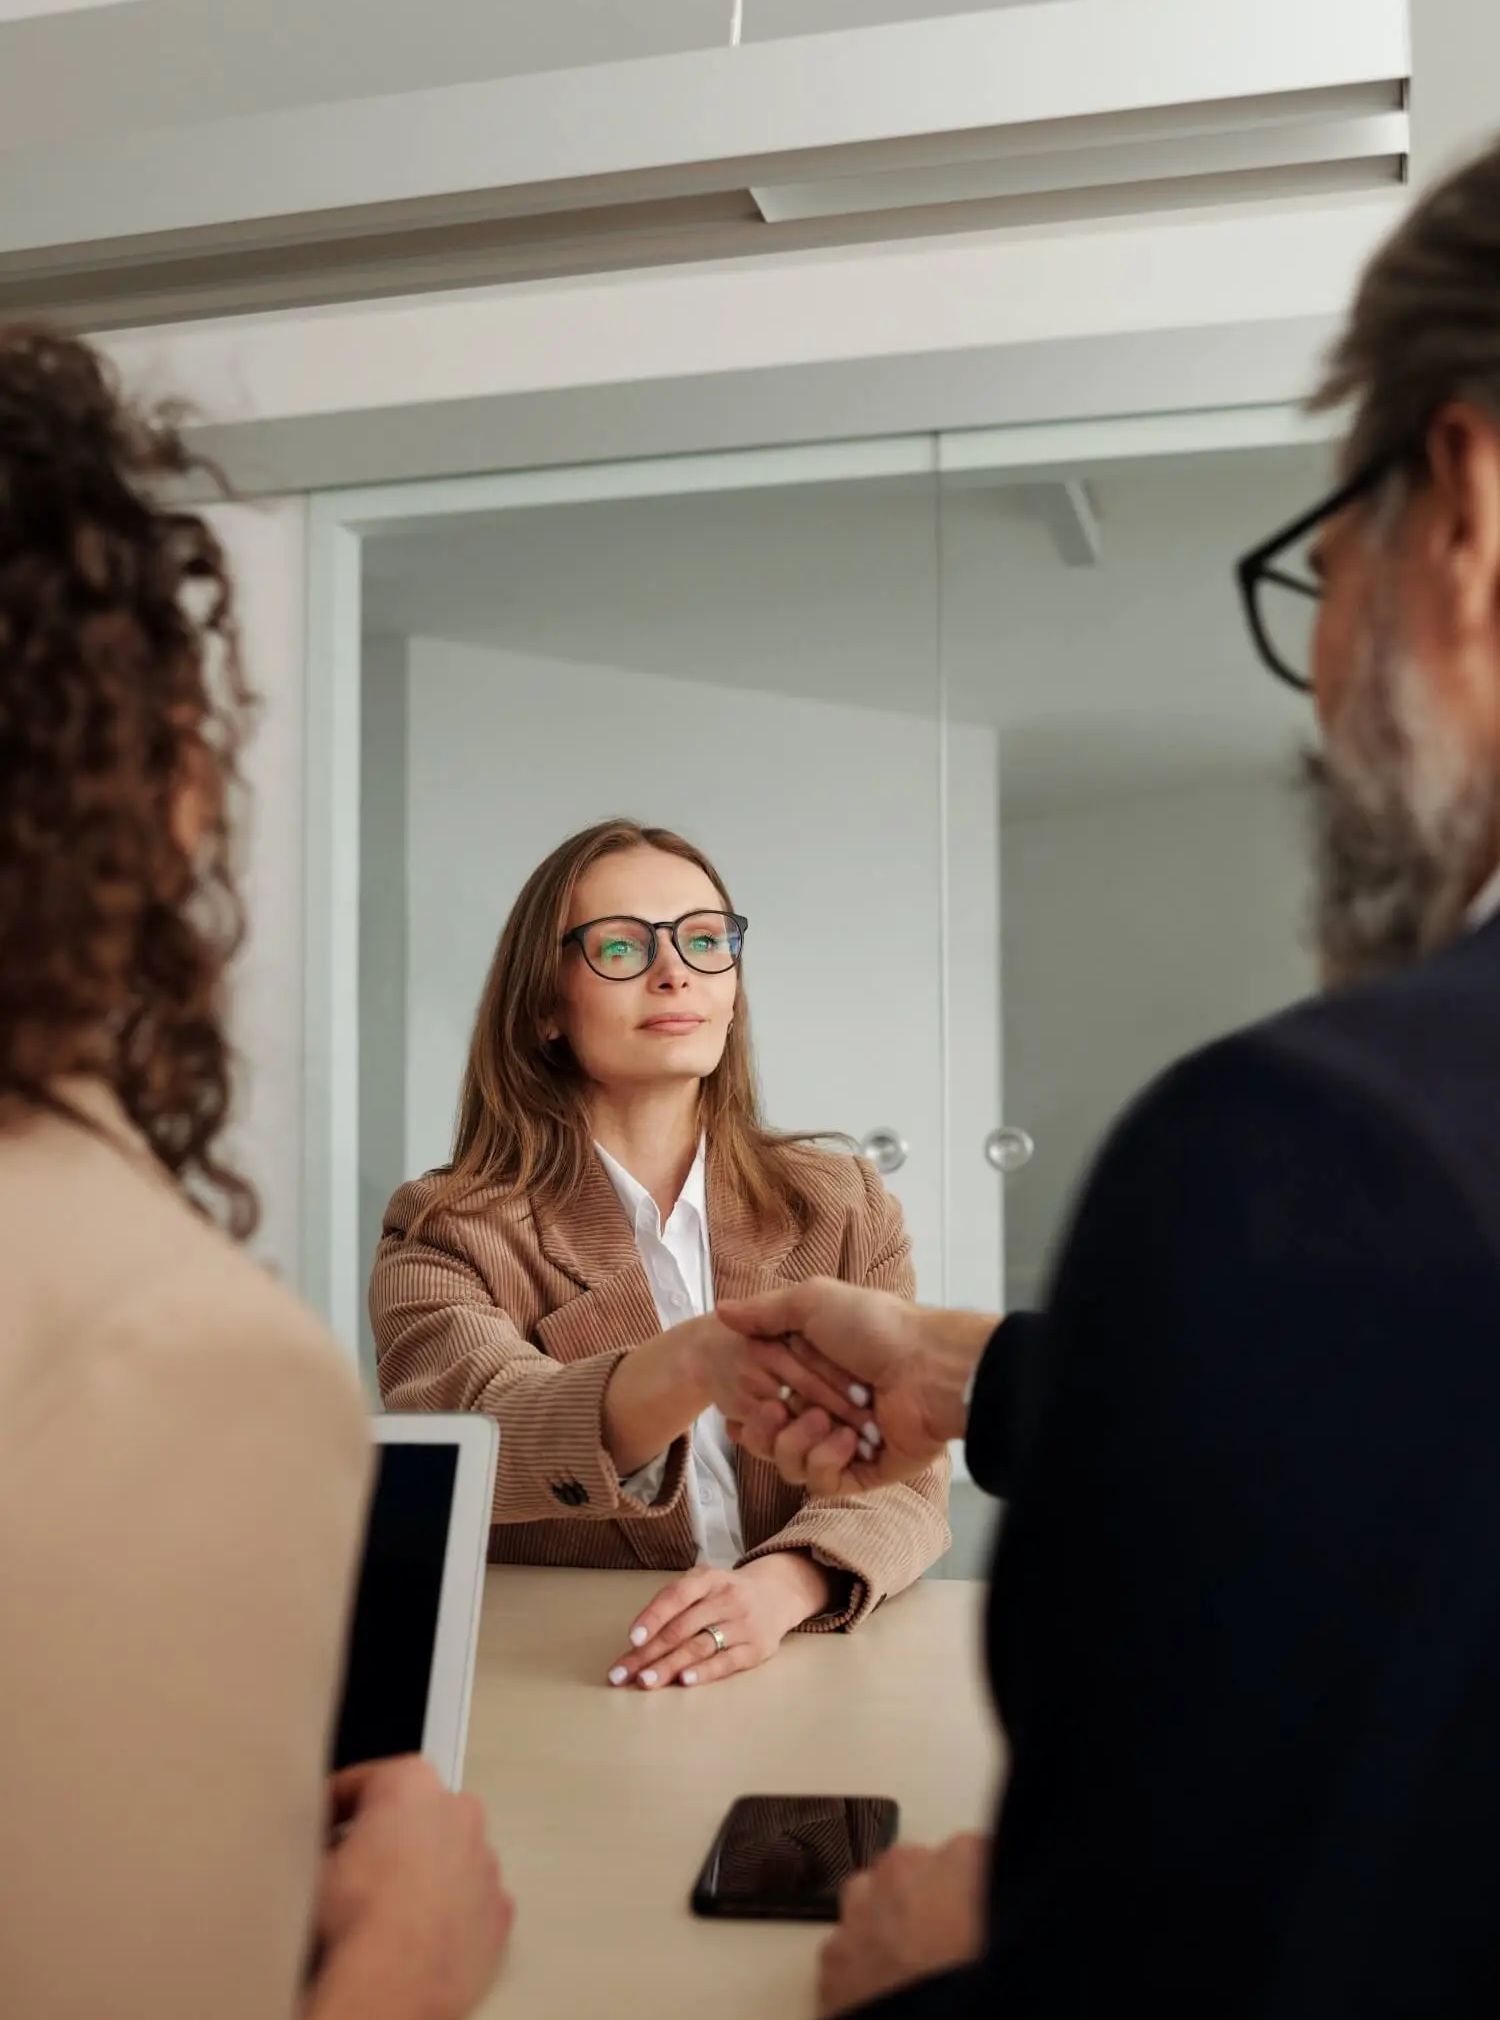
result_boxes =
[302,401,1337,1361]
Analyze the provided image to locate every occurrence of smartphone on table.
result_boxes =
[690,1794,900,1922]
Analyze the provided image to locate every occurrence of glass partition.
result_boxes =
[356,446,951,1361]
[938,435,1324,1315]
[314,408,1330,1570]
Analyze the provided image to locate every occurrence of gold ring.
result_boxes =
[705,1622,728,1654]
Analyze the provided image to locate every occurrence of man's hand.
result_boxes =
[602,1311,870,1479]
[717,1279,994,1494]
[679,1310,873,1440]
[818,1833,989,2018]
[305,1756,513,2020]
[606,1554,831,1690]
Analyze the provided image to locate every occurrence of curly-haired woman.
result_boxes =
[0,329,509,2020]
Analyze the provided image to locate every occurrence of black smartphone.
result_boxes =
[690,1794,900,1922]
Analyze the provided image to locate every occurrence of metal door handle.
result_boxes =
[860,1128,908,1175]
[985,1126,1034,1174]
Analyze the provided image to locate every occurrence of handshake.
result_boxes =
[707,1279,997,1494]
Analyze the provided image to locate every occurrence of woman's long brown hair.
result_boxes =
[0,324,256,1235]
[411,819,828,1238]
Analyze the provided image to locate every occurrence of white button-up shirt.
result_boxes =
[594,1139,746,1569]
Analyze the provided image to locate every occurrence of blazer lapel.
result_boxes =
[533,1144,802,1313]
[531,1152,698,1572]
[531,1152,639,1290]
[705,1148,800,1305]
[529,1145,808,1565]
[532,1156,664,1362]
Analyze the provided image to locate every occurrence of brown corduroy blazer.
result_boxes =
[371,1144,950,1629]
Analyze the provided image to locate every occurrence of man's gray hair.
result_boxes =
[1315,135,1500,472]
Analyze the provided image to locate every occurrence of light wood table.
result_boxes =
[464,1568,1001,2019]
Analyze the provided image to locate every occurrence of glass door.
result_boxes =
[937,415,1330,1324]
[309,403,1333,1385]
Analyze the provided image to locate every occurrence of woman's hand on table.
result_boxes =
[818,1832,989,2018]
[606,1553,831,1690]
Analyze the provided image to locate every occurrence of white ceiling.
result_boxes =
[0,0,1049,150]
[0,0,138,19]
[362,439,1328,817]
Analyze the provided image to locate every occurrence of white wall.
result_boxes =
[207,497,310,1288]
[1001,770,1314,1307]
[391,636,1001,1305]
[1412,0,1500,184]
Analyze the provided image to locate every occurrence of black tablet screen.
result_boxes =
[330,1442,457,1771]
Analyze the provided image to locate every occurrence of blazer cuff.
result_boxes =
[738,1527,868,1632]
[480,1347,692,1524]
[743,1445,952,1629]
[619,1446,675,1510]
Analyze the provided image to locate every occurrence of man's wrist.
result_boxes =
[912,1308,996,1444]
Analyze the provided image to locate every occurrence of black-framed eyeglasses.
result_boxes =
[561,910,748,981]
[1236,447,1409,696]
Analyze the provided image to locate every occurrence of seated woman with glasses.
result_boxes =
[371,818,949,1689]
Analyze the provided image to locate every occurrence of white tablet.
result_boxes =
[330,1413,498,1790]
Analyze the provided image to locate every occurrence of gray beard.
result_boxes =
[1305,623,1497,990]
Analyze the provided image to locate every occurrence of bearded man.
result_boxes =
[721,137,1500,2020]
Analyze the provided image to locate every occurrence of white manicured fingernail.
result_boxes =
[682,1670,699,1687]
[641,1669,660,1688]
[849,1382,871,1407]
[859,1443,876,1463]
[864,1422,883,1446]
[608,1666,629,1687]
[630,1626,648,1648]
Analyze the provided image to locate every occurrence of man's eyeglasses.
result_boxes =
[1236,449,1406,695]
[562,910,748,981]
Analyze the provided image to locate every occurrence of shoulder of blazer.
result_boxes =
[380,1169,534,1258]
[784,1140,893,1221]
[774,1141,902,1267]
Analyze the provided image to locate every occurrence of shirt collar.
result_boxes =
[594,1137,707,1239]
[678,1138,709,1225]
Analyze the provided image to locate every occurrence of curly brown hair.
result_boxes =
[0,324,257,1235]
